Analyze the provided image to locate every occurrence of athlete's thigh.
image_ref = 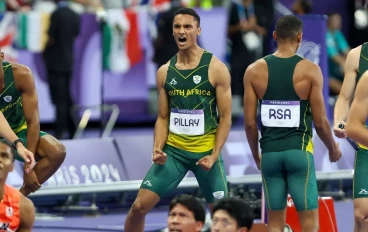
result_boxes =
[192,155,228,204]
[285,150,318,212]
[353,149,368,199]
[14,130,51,162]
[261,152,288,211]
[140,146,188,199]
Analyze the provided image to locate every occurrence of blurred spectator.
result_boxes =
[327,12,350,96]
[291,0,312,15]
[166,194,206,232]
[227,0,266,112]
[152,0,182,70]
[211,197,254,231]
[43,0,80,139]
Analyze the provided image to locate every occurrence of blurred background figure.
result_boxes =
[327,12,350,97]
[227,0,269,115]
[291,0,312,15]
[43,0,80,139]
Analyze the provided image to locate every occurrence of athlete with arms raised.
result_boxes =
[335,42,368,232]
[124,7,232,232]
[0,52,66,196]
[244,15,341,232]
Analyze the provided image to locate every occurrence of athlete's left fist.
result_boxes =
[196,155,216,171]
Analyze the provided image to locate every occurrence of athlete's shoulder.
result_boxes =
[19,193,35,229]
[157,62,170,76]
[209,55,230,82]
[347,45,361,58]
[245,58,267,77]
[209,55,228,71]
[9,63,33,79]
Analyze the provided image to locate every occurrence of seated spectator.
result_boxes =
[327,12,350,95]
[211,197,254,232]
[167,194,206,232]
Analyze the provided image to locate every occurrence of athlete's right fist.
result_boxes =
[333,121,346,139]
[152,149,167,165]
[329,142,342,163]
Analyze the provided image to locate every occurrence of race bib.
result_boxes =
[261,100,300,128]
[170,109,204,136]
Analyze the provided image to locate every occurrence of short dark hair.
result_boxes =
[300,0,312,14]
[169,194,206,223]
[275,15,303,41]
[174,8,201,26]
[212,197,254,229]
[0,140,15,162]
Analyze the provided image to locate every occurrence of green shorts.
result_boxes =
[140,144,228,203]
[261,149,318,211]
[353,148,368,199]
[12,129,47,162]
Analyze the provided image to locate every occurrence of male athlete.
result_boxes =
[0,140,35,231]
[244,15,341,231]
[334,43,368,232]
[124,8,232,232]
[0,54,66,196]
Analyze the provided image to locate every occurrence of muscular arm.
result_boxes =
[211,61,232,159]
[346,71,368,146]
[14,65,40,160]
[0,112,19,143]
[153,64,170,151]
[308,64,337,152]
[243,63,260,162]
[17,194,35,232]
[334,48,359,123]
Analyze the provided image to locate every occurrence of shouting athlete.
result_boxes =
[0,53,66,196]
[124,8,232,232]
[0,140,35,231]
[334,43,368,232]
[244,15,341,231]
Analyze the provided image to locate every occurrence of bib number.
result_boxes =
[170,109,204,136]
[261,100,300,127]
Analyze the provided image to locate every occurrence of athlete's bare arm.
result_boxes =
[153,63,170,152]
[13,64,40,158]
[17,194,35,232]
[243,62,260,166]
[307,62,338,153]
[346,71,368,146]
[334,47,360,126]
[0,112,21,143]
[209,57,232,159]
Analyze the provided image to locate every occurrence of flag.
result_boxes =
[0,13,18,62]
[102,9,143,74]
[15,11,50,53]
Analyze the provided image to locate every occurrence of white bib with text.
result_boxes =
[169,109,205,136]
[261,100,300,128]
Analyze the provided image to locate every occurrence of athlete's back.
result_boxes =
[0,184,21,231]
[244,15,341,231]
[260,55,313,153]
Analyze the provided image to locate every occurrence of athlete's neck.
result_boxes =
[177,45,204,65]
[274,42,299,58]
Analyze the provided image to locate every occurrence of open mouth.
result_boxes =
[178,36,187,45]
